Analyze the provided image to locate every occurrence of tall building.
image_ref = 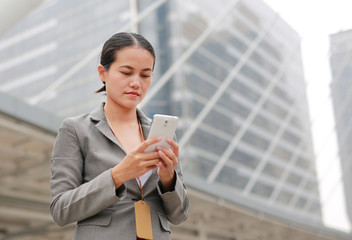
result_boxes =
[0,0,339,239]
[329,29,352,224]
[148,0,321,225]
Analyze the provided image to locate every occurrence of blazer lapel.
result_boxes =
[89,103,125,151]
[137,108,152,139]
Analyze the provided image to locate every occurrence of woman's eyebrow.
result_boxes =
[119,65,152,71]
[119,65,133,69]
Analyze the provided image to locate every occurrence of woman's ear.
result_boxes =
[98,64,106,82]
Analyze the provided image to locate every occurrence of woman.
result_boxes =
[50,32,189,240]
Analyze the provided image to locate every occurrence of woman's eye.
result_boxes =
[141,75,150,78]
[121,72,131,76]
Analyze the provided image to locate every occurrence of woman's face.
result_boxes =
[99,46,154,110]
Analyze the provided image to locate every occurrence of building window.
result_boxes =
[262,162,284,179]
[216,166,249,190]
[251,181,274,198]
[230,149,260,170]
[276,190,293,205]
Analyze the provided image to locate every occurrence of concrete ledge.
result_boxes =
[0,92,62,133]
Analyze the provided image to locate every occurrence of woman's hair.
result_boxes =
[96,32,156,93]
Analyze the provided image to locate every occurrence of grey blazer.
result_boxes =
[50,103,189,240]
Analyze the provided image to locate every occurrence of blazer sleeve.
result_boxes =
[157,159,190,225]
[50,118,126,226]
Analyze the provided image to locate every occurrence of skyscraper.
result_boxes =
[0,0,325,238]
[158,0,321,225]
[329,29,352,224]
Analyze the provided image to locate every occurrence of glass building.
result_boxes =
[0,0,327,238]
[329,29,352,224]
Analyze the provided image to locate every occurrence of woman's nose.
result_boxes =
[129,76,141,88]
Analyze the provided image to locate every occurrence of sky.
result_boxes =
[263,0,352,232]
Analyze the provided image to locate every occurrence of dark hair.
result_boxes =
[96,32,156,93]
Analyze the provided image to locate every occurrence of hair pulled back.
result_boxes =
[96,32,155,93]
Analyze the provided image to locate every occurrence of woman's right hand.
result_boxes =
[111,137,162,189]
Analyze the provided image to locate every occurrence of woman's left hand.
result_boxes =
[156,138,179,192]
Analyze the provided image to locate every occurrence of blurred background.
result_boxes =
[0,0,351,239]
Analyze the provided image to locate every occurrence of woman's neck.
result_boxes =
[103,102,138,124]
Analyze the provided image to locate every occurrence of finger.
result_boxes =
[142,159,160,168]
[126,150,158,165]
[156,146,178,167]
[166,138,179,157]
[141,151,160,161]
[157,149,174,168]
[137,162,159,177]
[137,137,162,152]
[134,158,159,177]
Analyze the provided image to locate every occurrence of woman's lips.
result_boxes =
[126,91,140,97]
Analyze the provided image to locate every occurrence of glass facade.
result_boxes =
[329,29,352,223]
[161,0,320,224]
[0,0,321,228]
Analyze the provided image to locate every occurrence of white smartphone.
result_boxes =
[144,114,179,153]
